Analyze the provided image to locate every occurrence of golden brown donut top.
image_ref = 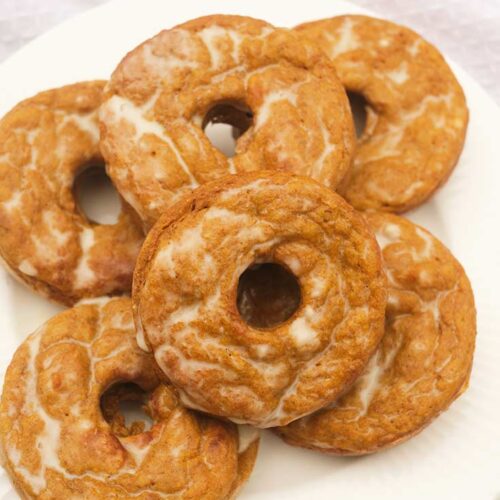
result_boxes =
[296,15,468,212]
[0,82,144,305]
[133,172,386,427]
[100,14,355,228]
[0,297,258,499]
[277,213,476,454]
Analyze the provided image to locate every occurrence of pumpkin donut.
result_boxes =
[99,14,355,229]
[132,172,386,428]
[0,82,144,305]
[0,297,259,499]
[296,15,468,212]
[276,213,476,454]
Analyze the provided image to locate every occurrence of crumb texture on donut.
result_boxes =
[0,82,144,305]
[100,14,355,228]
[296,15,468,212]
[277,213,476,454]
[0,297,257,499]
[133,172,386,427]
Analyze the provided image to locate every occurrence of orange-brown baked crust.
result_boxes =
[132,172,386,427]
[296,15,468,212]
[0,297,258,498]
[0,82,144,305]
[276,213,476,454]
[100,14,355,228]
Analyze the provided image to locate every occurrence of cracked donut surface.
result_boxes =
[99,14,355,228]
[133,172,386,428]
[296,15,468,212]
[0,297,259,499]
[276,213,476,454]
[0,81,144,305]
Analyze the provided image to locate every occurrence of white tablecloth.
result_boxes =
[1,0,499,103]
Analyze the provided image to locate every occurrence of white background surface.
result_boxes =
[0,0,499,499]
[1,0,499,103]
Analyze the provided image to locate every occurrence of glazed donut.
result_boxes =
[0,297,259,499]
[296,15,468,212]
[100,14,355,228]
[276,213,476,454]
[0,82,144,305]
[132,172,387,428]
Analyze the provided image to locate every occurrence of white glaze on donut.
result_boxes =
[100,16,355,228]
[135,174,386,427]
[237,425,260,453]
[278,213,476,454]
[297,15,468,212]
[1,297,255,497]
[0,82,144,304]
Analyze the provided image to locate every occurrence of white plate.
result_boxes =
[1,1,499,499]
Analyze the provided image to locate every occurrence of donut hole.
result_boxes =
[347,91,368,138]
[237,262,301,329]
[202,101,253,157]
[100,382,153,437]
[74,162,121,225]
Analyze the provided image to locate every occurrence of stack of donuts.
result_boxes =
[0,13,476,499]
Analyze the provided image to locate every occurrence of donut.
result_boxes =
[132,172,387,428]
[99,14,355,228]
[295,15,468,212]
[0,82,144,305]
[0,297,259,498]
[276,213,476,454]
